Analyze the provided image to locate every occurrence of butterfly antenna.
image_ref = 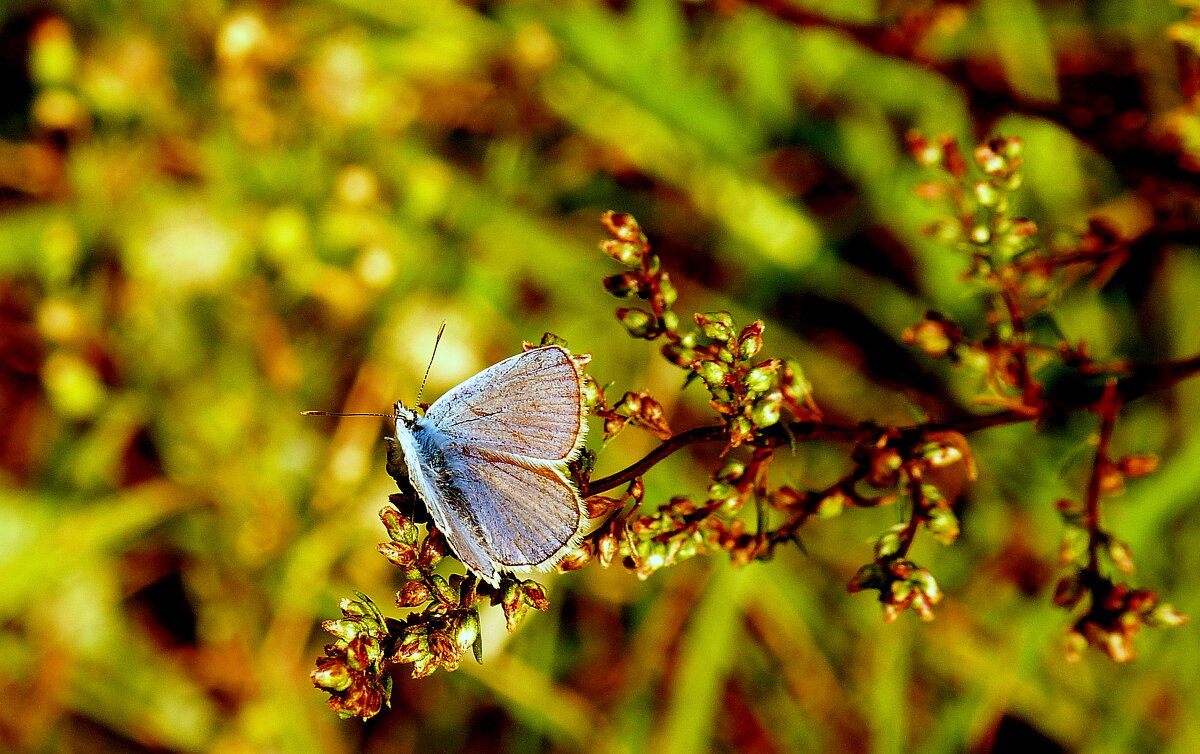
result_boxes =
[416,321,447,406]
[301,411,394,418]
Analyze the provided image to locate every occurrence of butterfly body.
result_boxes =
[387,345,590,586]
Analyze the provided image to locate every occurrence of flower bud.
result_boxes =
[659,272,678,306]
[599,240,642,267]
[715,460,745,482]
[419,529,449,569]
[974,144,1005,175]
[1117,453,1159,478]
[396,580,432,607]
[749,391,783,427]
[617,307,653,338]
[744,361,778,394]
[695,311,734,341]
[728,415,754,446]
[377,542,418,572]
[311,657,353,692]
[695,359,729,387]
[603,271,642,297]
[521,580,550,611]
[456,611,480,651]
[429,574,457,604]
[601,211,645,243]
[737,322,765,360]
[380,507,418,545]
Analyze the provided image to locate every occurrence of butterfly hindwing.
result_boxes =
[445,445,585,577]
[423,346,586,463]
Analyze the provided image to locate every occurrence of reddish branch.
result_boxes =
[585,351,1200,496]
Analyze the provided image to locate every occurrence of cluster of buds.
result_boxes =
[488,578,551,632]
[848,551,943,623]
[313,501,560,713]
[600,211,680,339]
[599,213,819,451]
[625,495,716,579]
[311,593,394,719]
[843,431,977,620]
[683,316,820,447]
[908,132,1027,255]
[391,568,483,678]
[1062,577,1187,663]
[593,388,673,440]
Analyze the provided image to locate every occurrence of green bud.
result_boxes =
[601,211,645,243]
[780,359,812,401]
[377,541,418,572]
[695,311,735,341]
[322,618,361,643]
[581,376,604,413]
[1052,573,1084,608]
[926,506,959,545]
[430,575,457,604]
[728,415,754,446]
[872,524,907,559]
[974,145,1005,175]
[1064,630,1088,662]
[847,562,883,592]
[456,611,480,651]
[817,490,845,518]
[311,658,352,692]
[659,273,678,306]
[661,310,679,333]
[707,482,735,501]
[419,530,448,569]
[614,391,643,417]
[909,569,941,603]
[521,580,550,611]
[618,307,653,338]
[736,322,765,361]
[715,460,745,482]
[744,362,777,394]
[749,392,783,427]
[1148,603,1188,627]
[1107,537,1135,574]
[380,507,418,545]
[973,181,999,206]
[696,359,728,387]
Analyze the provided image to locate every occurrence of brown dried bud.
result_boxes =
[1117,453,1159,478]
[521,581,550,612]
[396,580,432,607]
[601,211,646,243]
[378,542,418,572]
[419,529,449,569]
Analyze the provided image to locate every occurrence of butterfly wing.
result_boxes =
[434,445,585,585]
[423,346,587,463]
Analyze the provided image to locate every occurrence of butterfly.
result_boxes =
[385,345,590,587]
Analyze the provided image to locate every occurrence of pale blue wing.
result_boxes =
[424,346,586,462]
[436,445,586,584]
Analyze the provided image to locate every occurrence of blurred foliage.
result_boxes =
[2,0,1200,752]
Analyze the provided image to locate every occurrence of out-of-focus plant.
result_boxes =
[314,137,1199,718]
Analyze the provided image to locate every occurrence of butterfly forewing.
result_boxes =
[424,346,586,462]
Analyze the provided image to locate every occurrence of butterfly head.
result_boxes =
[394,400,424,427]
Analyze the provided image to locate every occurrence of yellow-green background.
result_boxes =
[1,0,1198,751]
